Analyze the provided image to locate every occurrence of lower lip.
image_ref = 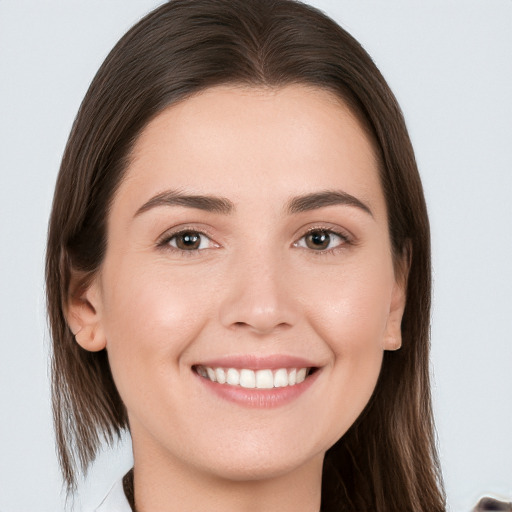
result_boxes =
[194,370,320,409]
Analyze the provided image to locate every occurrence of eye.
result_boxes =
[164,230,217,251]
[294,229,348,251]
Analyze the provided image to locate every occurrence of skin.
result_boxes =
[68,85,406,512]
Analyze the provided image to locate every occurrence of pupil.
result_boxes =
[179,232,200,249]
[307,231,330,250]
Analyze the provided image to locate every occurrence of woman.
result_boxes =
[46,0,445,510]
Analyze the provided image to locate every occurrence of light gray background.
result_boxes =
[1,1,511,511]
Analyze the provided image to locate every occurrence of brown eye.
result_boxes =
[295,229,347,251]
[305,230,331,250]
[169,231,208,251]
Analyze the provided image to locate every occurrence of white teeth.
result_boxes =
[273,368,288,388]
[197,366,312,388]
[226,368,240,385]
[206,367,216,382]
[215,368,226,384]
[296,367,307,384]
[255,369,274,389]
[239,369,256,388]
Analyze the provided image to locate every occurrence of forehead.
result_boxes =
[118,84,384,218]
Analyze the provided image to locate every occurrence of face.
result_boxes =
[71,85,405,483]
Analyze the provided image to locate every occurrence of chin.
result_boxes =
[183,432,327,484]
[200,453,322,483]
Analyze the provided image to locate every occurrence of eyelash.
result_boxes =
[157,227,218,256]
[157,226,353,256]
[293,226,353,255]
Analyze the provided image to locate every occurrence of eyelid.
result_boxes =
[157,225,220,252]
[293,225,354,252]
[156,223,354,255]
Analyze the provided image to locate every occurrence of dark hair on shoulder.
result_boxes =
[46,1,445,510]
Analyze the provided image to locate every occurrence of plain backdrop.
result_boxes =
[0,1,511,511]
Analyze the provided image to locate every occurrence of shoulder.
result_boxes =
[473,496,512,511]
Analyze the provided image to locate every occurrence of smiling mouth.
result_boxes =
[193,365,317,389]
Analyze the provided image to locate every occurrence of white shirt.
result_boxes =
[94,479,131,512]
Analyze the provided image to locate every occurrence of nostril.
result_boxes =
[218,282,299,334]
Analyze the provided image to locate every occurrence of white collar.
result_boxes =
[94,478,132,512]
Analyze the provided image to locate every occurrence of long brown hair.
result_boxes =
[46,1,445,509]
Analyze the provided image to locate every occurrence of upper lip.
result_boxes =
[194,355,319,370]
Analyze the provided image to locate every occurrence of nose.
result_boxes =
[218,250,298,336]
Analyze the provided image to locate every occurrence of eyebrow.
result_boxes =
[286,190,373,217]
[134,189,235,217]
[134,188,372,218]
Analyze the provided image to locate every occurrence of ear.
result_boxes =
[383,247,410,351]
[382,278,407,351]
[65,272,107,352]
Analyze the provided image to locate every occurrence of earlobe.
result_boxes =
[73,324,106,352]
[65,275,107,352]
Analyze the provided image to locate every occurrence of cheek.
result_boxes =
[303,259,394,355]
[300,262,392,440]
[100,260,216,386]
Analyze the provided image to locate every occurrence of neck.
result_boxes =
[131,441,324,512]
